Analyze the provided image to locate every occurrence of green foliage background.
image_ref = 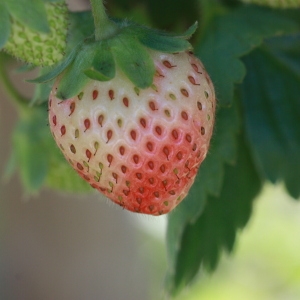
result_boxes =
[0,0,300,297]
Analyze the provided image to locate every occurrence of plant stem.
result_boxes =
[89,0,118,40]
[0,54,29,114]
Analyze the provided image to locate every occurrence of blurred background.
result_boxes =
[1,1,300,299]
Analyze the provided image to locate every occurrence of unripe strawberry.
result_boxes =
[4,1,68,66]
[48,51,215,215]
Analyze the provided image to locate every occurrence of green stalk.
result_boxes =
[0,54,29,114]
[89,0,118,40]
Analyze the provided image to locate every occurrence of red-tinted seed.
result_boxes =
[52,115,57,126]
[181,111,188,120]
[83,175,90,181]
[60,125,66,136]
[107,154,113,165]
[160,165,166,173]
[192,143,197,151]
[138,187,144,194]
[197,102,202,110]
[201,127,205,135]
[123,190,130,196]
[147,142,153,152]
[77,163,83,170]
[149,101,157,111]
[119,146,125,155]
[163,60,175,68]
[168,190,176,195]
[140,118,146,128]
[186,134,192,143]
[123,97,129,107]
[84,119,90,131]
[93,90,98,100]
[107,130,113,142]
[154,191,160,198]
[188,76,199,85]
[181,88,189,97]
[130,130,137,140]
[149,205,154,211]
[191,63,202,74]
[86,149,92,161]
[70,144,76,154]
[49,99,52,107]
[148,161,154,170]
[163,146,170,158]
[98,114,104,126]
[69,102,75,116]
[136,173,142,180]
[155,126,162,135]
[108,89,114,100]
[112,173,118,182]
[136,198,142,204]
[149,178,154,184]
[172,130,178,139]
[133,155,139,164]
[176,152,183,160]
[121,165,127,173]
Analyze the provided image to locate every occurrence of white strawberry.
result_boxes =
[48,50,215,215]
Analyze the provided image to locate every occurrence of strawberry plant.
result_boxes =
[0,0,300,297]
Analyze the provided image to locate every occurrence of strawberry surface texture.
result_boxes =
[48,51,216,215]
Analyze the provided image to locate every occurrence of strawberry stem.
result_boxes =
[0,53,29,113]
[89,0,118,41]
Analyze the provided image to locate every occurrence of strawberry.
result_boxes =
[30,3,216,215]
[48,50,215,215]
[2,1,68,66]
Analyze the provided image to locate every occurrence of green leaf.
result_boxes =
[168,132,262,295]
[0,4,10,48]
[5,0,50,33]
[183,22,198,38]
[30,65,55,105]
[196,5,299,106]
[12,107,52,192]
[111,34,156,88]
[134,22,196,53]
[84,42,116,81]
[166,99,240,292]
[241,34,300,198]
[56,44,96,99]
